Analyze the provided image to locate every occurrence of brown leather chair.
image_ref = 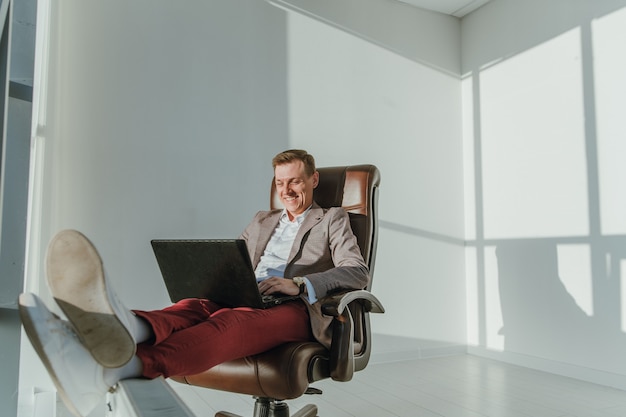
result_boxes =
[171,165,384,417]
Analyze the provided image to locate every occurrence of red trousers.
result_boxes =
[133,298,313,379]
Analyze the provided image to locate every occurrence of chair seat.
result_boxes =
[174,342,329,399]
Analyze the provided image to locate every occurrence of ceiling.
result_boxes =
[395,0,492,17]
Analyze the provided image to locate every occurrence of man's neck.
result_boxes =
[285,205,312,222]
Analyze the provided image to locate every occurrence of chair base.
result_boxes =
[215,397,318,417]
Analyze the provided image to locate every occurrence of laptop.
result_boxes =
[150,239,300,309]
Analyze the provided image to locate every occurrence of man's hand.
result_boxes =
[258,277,300,296]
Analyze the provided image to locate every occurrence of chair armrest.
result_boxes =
[319,290,384,382]
[320,289,385,317]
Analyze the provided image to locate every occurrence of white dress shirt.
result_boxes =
[254,207,317,303]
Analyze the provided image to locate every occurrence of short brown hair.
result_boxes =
[272,149,316,177]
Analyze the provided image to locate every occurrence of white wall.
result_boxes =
[27,0,289,307]
[20,0,289,412]
[462,0,626,389]
[282,3,467,344]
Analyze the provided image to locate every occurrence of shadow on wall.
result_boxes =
[496,240,626,368]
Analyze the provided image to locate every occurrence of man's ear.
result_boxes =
[312,171,320,188]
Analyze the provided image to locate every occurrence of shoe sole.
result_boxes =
[19,293,90,417]
[46,229,135,368]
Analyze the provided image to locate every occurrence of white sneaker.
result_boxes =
[19,293,112,417]
[46,229,136,367]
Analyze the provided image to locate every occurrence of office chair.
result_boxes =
[171,165,384,417]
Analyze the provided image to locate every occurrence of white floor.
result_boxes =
[48,336,626,417]
[164,338,626,417]
[166,355,626,417]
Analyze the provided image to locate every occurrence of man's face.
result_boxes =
[274,160,319,220]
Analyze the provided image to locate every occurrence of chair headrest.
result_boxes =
[270,165,380,214]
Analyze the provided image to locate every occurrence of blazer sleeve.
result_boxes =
[303,208,370,300]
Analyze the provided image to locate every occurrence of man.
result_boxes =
[19,149,369,417]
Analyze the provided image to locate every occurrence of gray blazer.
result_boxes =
[240,202,370,348]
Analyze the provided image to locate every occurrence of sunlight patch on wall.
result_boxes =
[479,28,589,240]
[593,7,626,236]
[556,244,593,316]
[485,246,504,351]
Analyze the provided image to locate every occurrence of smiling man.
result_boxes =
[274,151,319,220]
[19,149,370,417]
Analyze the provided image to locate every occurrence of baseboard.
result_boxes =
[468,346,626,391]
[370,334,467,364]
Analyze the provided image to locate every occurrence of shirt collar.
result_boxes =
[280,205,312,225]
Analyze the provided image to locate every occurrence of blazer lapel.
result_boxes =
[288,203,325,263]
[252,211,282,267]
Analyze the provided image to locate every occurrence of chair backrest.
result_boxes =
[270,165,381,289]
